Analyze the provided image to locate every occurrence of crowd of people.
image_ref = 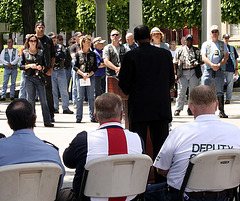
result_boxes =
[0,23,240,201]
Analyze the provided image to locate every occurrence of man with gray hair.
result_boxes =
[146,85,240,201]
[57,93,144,201]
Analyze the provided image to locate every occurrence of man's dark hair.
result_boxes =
[6,99,36,131]
[35,21,45,27]
[134,25,150,42]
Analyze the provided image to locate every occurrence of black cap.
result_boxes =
[35,21,45,27]
[222,34,230,39]
[185,34,193,40]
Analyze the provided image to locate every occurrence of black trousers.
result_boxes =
[129,120,169,183]
[45,75,55,119]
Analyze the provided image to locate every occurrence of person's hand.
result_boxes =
[211,64,219,71]
[37,65,42,71]
[45,68,53,76]
[82,73,88,81]
[7,63,13,68]
[115,67,120,74]
[175,74,178,83]
[235,69,238,76]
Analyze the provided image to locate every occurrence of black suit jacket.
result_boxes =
[118,42,174,124]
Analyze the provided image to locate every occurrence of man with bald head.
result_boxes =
[124,33,138,52]
[147,85,240,201]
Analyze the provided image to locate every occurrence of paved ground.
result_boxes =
[0,92,240,188]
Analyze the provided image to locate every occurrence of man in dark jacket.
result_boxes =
[118,25,175,183]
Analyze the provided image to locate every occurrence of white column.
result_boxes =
[44,0,57,35]
[202,0,221,43]
[129,0,142,34]
[94,0,108,41]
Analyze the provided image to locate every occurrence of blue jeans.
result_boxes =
[76,76,95,120]
[1,67,18,98]
[25,76,51,124]
[201,68,225,96]
[95,75,106,98]
[51,69,70,110]
[224,71,234,101]
[65,67,72,93]
[175,69,199,111]
[145,183,228,201]
[18,70,27,99]
[71,68,78,105]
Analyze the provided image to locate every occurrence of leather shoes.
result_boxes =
[44,123,54,127]
[174,110,180,116]
[76,119,82,123]
[63,109,74,114]
[225,100,230,104]
[0,98,6,101]
[91,118,97,123]
[54,109,59,113]
[10,97,15,101]
[187,108,193,116]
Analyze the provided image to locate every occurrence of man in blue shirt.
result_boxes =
[222,34,239,104]
[0,99,65,188]
[93,37,106,98]
[201,25,229,118]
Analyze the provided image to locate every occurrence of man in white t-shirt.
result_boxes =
[146,85,240,201]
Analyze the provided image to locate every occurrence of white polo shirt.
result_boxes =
[154,114,240,191]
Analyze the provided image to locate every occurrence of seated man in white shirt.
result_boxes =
[146,85,240,201]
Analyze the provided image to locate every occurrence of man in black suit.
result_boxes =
[118,25,174,183]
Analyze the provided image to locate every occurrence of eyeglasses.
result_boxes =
[211,31,218,33]
[7,42,12,43]
[70,41,76,44]
[29,40,37,43]
[111,34,119,37]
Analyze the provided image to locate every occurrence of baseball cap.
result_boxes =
[57,35,63,40]
[150,27,161,34]
[222,34,230,39]
[35,21,45,27]
[210,25,219,32]
[93,37,106,45]
[74,32,83,37]
[47,32,56,38]
[185,34,193,40]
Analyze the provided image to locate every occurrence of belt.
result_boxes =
[182,68,195,71]
[168,186,228,199]
[188,190,228,198]
[53,67,63,70]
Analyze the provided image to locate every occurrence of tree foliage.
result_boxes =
[76,0,129,34]
[0,0,22,33]
[142,0,201,30]
[221,0,240,24]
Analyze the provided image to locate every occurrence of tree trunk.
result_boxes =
[66,32,72,46]
[0,34,3,52]
[122,30,127,44]
[22,0,35,40]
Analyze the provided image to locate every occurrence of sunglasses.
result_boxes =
[211,31,218,33]
[29,40,37,43]
[111,34,119,37]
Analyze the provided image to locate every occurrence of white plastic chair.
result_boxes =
[0,162,63,201]
[178,149,240,201]
[78,154,153,201]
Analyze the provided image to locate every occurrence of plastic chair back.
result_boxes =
[0,162,63,201]
[79,154,152,199]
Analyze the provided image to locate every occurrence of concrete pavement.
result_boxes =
[0,93,240,188]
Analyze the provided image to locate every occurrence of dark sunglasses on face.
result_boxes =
[29,40,37,43]
[212,31,218,33]
[111,34,119,37]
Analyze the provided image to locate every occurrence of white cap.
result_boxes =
[150,27,161,34]
[210,25,218,32]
